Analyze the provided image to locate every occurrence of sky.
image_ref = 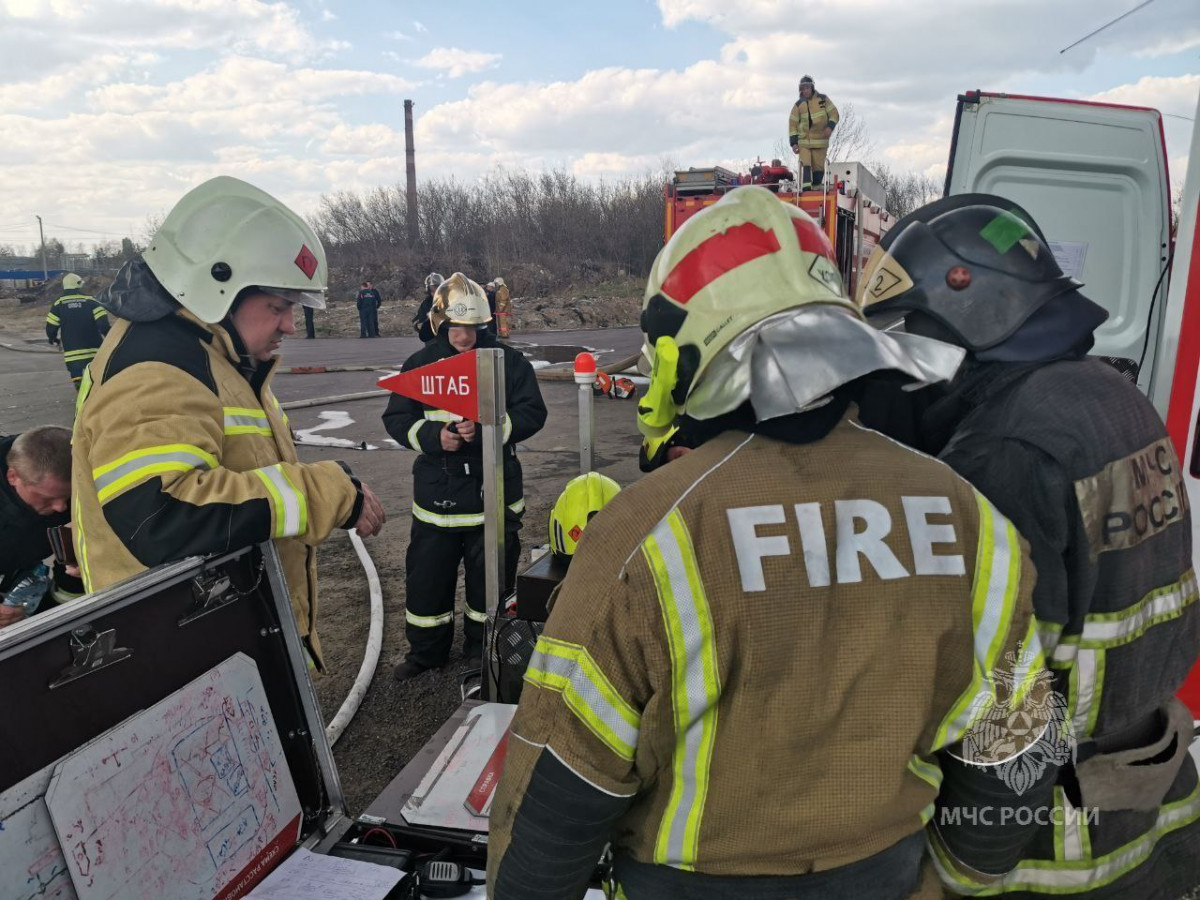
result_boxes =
[0,0,1197,253]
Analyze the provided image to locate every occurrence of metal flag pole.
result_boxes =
[477,348,506,700]
[574,352,596,474]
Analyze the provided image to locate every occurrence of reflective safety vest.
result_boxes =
[71,310,360,665]
[490,414,1043,881]
[789,93,840,149]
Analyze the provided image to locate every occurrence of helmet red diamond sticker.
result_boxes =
[294,244,318,280]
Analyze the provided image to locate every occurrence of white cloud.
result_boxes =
[413,20,427,33]
[415,48,502,78]
[386,29,412,41]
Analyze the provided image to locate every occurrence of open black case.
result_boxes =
[0,543,493,899]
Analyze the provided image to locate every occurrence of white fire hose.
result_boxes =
[324,528,384,746]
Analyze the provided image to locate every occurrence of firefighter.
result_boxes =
[70,176,386,669]
[383,273,547,680]
[788,74,839,189]
[484,280,499,337]
[859,193,1200,899]
[494,276,512,338]
[413,272,442,343]
[46,273,109,390]
[489,186,1058,899]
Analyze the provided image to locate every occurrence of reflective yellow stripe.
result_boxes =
[641,509,721,871]
[46,312,60,325]
[412,499,526,528]
[464,606,489,623]
[407,420,425,451]
[73,493,93,594]
[524,636,641,761]
[93,307,107,319]
[223,406,274,436]
[933,492,1023,750]
[424,410,461,422]
[406,610,453,627]
[502,413,512,443]
[253,464,307,538]
[63,348,99,362]
[937,784,1200,895]
[75,365,93,417]
[93,443,218,503]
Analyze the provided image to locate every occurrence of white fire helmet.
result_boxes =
[143,176,327,323]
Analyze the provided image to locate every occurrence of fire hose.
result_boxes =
[324,528,384,747]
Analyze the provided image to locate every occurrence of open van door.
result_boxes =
[945,91,1171,398]
[1160,93,1200,716]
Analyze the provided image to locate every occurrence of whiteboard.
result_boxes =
[46,653,302,900]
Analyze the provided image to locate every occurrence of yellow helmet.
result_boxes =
[62,273,83,291]
[548,472,621,563]
[638,185,855,444]
[429,272,492,333]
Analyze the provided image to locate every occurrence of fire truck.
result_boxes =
[663,158,894,299]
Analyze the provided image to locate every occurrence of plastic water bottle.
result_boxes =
[3,563,50,615]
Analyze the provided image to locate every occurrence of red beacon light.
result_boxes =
[574,352,597,386]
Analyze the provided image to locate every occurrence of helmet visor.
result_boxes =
[264,287,326,310]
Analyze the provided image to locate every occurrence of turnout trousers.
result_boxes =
[404,515,522,666]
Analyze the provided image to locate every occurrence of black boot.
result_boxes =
[393,657,438,681]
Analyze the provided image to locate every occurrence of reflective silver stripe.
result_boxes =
[509,498,525,515]
[526,638,640,760]
[983,787,1200,891]
[407,420,424,451]
[1071,647,1101,738]
[424,410,460,422]
[975,494,1013,673]
[412,504,485,528]
[406,610,453,627]
[1080,570,1199,646]
[643,512,721,869]
[224,408,272,434]
[255,464,304,537]
[1051,638,1080,666]
[93,448,214,500]
[502,413,512,442]
[464,606,489,623]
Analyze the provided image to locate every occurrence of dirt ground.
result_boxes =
[0,271,643,342]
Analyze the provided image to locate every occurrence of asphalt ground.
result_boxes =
[0,327,648,816]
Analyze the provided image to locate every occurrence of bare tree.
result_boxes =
[828,102,875,164]
[871,164,943,218]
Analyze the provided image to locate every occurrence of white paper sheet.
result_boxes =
[245,849,403,899]
[46,653,302,900]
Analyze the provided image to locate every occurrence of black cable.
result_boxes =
[1136,248,1174,378]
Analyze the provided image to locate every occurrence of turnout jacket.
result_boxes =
[923,358,1200,898]
[381,330,546,528]
[71,309,362,664]
[46,292,109,365]
[788,93,839,149]
[489,412,1046,899]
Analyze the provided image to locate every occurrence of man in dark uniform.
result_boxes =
[860,194,1200,899]
[46,273,109,389]
[413,272,441,343]
[1,427,81,627]
[356,280,382,337]
[383,273,546,679]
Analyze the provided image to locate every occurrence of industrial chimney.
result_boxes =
[404,99,418,247]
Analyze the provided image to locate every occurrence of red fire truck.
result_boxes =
[663,158,894,299]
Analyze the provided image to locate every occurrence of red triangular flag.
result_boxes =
[378,350,479,421]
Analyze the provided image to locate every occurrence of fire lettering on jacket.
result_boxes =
[727,496,964,591]
[1075,437,1189,557]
